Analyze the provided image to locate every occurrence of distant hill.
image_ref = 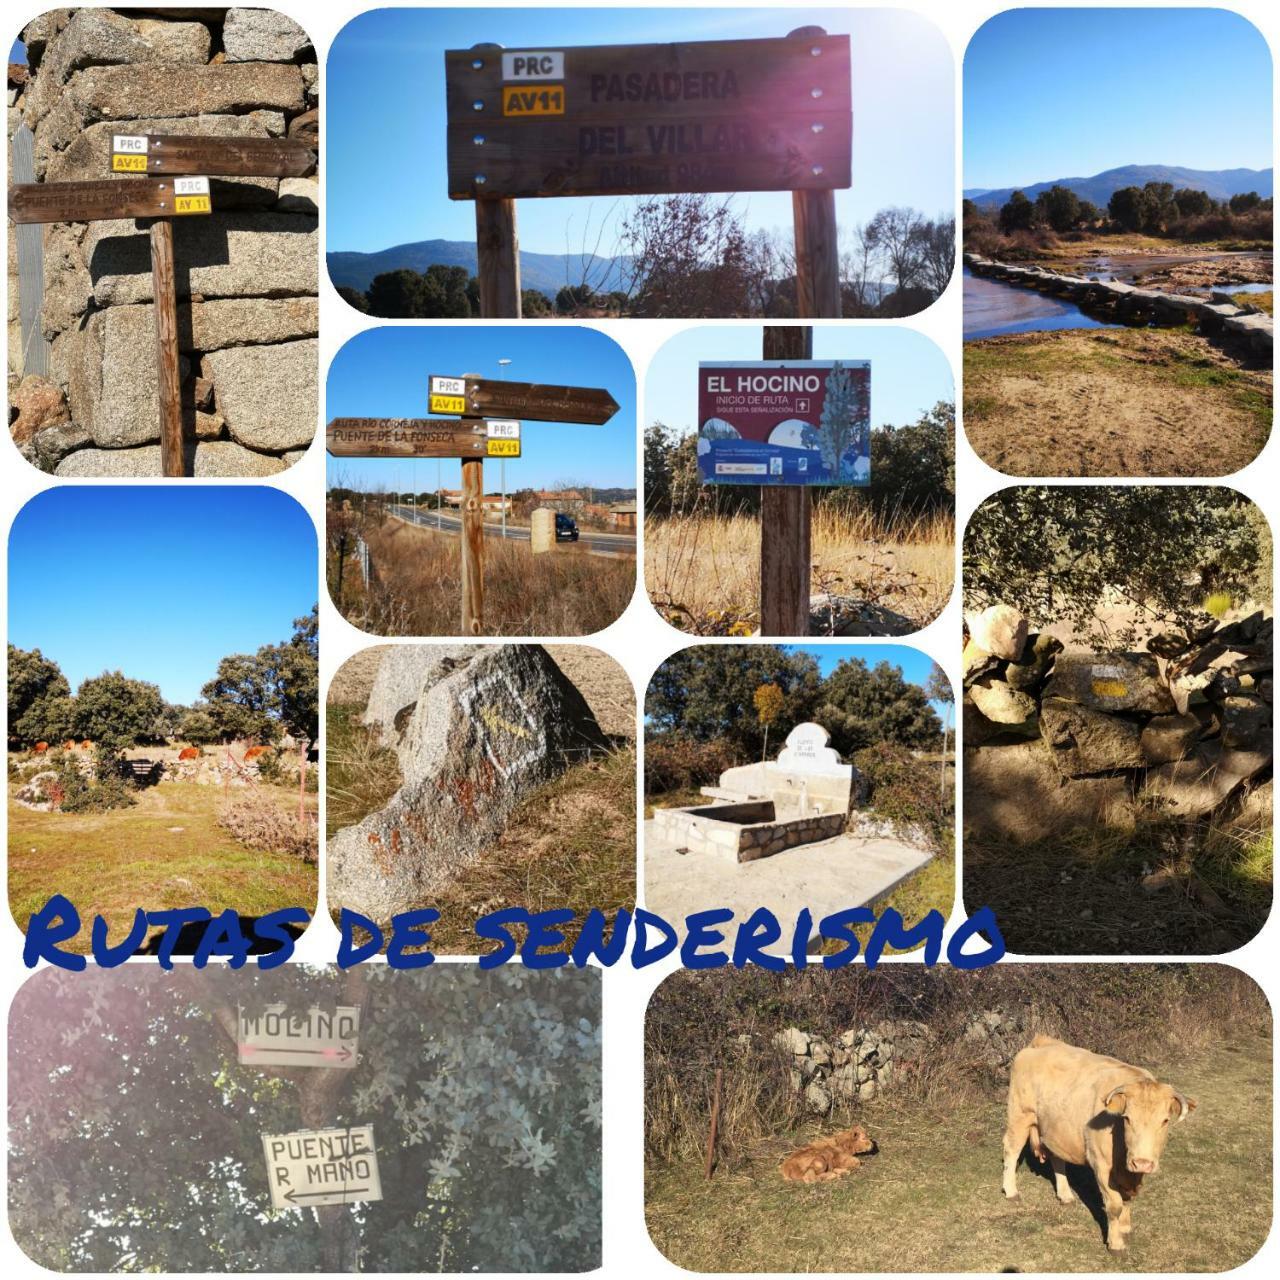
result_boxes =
[327,240,635,300]
[965,164,1273,209]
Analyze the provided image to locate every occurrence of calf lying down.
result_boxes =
[780,1126,876,1183]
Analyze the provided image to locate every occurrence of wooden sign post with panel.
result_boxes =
[8,133,314,477]
[327,375,617,633]
[445,27,850,318]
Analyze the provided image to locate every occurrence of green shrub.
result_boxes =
[853,741,949,846]
[51,750,137,814]
[644,733,741,797]
[1204,590,1234,618]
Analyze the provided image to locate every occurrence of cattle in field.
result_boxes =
[780,1126,876,1183]
[80,740,92,750]
[178,746,200,761]
[63,740,76,751]
[1003,1034,1195,1251]
[244,745,270,761]
[33,742,48,753]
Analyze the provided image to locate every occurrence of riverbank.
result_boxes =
[964,326,1271,476]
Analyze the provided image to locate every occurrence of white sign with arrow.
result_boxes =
[262,1125,383,1209]
[238,1004,360,1068]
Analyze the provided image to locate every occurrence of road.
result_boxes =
[389,505,636,556]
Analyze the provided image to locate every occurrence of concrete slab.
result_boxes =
[643,820,933,956]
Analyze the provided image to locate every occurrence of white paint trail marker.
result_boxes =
[238,1004,360,1068]
[262,1125,383,1209]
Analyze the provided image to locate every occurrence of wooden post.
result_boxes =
[460,451,485,634]
[789,26,841,319]
[148,216,185,476]
[759,325,813,636]
[475,197,522,318]
[704,1067,723,1180]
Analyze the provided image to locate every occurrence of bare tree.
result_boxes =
[865,206,928,294]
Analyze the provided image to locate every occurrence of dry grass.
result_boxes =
[326,703,636,955]
[644,966,1270,1272]
[8,779,318,951]
[330,515,635,636]
[645,506,954,636]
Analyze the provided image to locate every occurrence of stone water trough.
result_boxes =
[651,723,859,863]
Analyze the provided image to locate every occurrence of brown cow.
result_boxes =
[780,1126,876,1183]
[33,742,48,753]
[244,745,270,761]
[80,740,92,750]
[1003,1034,1196,1251]
[178,746,200,761]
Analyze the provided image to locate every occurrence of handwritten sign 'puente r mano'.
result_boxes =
[445,35,851,199]
[262,1126,383,1209]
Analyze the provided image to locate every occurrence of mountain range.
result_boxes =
[326,239,635,300]
[965,164,1273,210]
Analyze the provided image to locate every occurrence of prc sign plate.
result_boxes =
[262,1126,382,1209]
[110,133,316,177]
[697,360,870,486]
[327,417,512,458]
[445,35,851,199]
[238,1004,360,1068]
[9,177,214,224]
[430,375,620,425]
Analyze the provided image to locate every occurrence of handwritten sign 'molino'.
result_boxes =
[445,35,852,199]
[698,360,870,486]
[238,1004,360,1068]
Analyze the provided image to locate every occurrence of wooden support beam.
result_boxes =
[474,197,522,318]
[460,452,485,634]
[148,217,185,477]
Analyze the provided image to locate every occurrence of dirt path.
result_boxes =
[646,1036,1270,1272]
[964,327,1271,477]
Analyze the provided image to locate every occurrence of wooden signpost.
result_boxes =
[444,27,851,317]
[262,1126,383,1210]
[327,375,617,634]
[8,133,314,477]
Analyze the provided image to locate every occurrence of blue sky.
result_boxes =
[965,9,1273,190]
[327,7,953,256]
[787,642,952,724]
[326,324,637,491]
[8,488,317,704]
[646,325,952,437]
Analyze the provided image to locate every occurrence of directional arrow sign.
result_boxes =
[10,177,213,224]
[262,1126,382,1210]
[110,133,316,177]
[429,375,619,425]
[238,1004,360,1069]
[326,417,521,458]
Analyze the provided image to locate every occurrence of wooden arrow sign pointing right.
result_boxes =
[111,133,316,177]
[9,177,213,224]
[430,377,620,425]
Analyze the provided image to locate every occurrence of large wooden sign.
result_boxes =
[111,133,315,177]
[9,176,212,224]
[428,375,619,425]
[445,35,851,199]
[262,1126,383,1209]
[326,417,522,458]
[238,1004,360,1069]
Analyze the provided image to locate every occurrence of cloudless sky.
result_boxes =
[327,7,953,256]
[646,325,952,437]
[965,9,1273,190]
[8,488,317,704]
[325,325,637,492]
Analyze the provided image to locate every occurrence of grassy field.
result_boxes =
[8,781,318,950]
[964,327,1272,477]
[646,1034,1270,1272]
[329,515,635,636]
[646,507,953,636]
[1233,290,1273,315]
[327,703,636,954]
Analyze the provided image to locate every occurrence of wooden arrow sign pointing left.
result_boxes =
[327,417,522,458]
[111,133,316,177]
[9,177,212,224]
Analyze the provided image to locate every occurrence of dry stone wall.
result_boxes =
[8,8,319,476]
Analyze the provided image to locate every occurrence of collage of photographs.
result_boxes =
[0,2,1275,1276]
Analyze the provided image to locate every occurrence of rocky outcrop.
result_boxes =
[964,604,1272,827]
[10,8,318,475]
[328,646,610,923]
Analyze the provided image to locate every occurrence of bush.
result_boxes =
[853,742,948,846]
[644,733,741,797]
[217,792,318,864]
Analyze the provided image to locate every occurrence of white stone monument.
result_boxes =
[709,722,859,816]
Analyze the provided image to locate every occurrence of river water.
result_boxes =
[963,268,1118,340]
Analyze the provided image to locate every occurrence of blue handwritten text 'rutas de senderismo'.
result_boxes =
[23,896,1005,972]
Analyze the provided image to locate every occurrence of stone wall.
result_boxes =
[770,1011,1023,1116]
[9,8,318,476]
[964,603,1272,831]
